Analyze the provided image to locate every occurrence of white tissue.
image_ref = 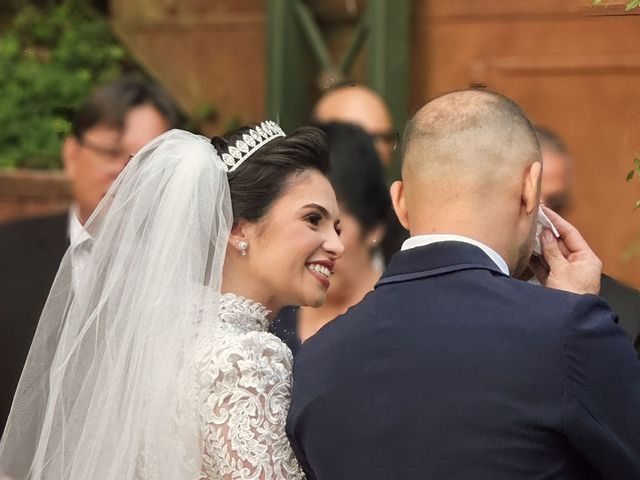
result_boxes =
[533,206,560,256]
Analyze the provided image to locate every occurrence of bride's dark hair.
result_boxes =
[211,125,330,222]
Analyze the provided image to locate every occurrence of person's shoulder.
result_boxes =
[205,329,293,369]
[0,212,67,275]
[294,293,376,366]
[601,273,639,293]
[499,276,600,313]
[529,287,620,349]
[0,211,67,245]
[600,274,640,307]
[198,330,293,395]
[239,330,294,359]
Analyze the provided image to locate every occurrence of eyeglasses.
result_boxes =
[369,131,400,151]
[79,137,133,171]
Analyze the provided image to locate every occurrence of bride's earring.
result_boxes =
[238,240,248,256]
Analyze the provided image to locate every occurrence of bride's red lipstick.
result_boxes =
[305,260,334,288]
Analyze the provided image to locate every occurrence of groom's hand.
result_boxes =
[531,206,602,295]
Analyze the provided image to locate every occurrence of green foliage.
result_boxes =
[0,1,130,169]
[626,159,640,210]
[626,0,640,10]
[592,0,640,10]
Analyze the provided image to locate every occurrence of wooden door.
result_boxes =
[411,0,640,287]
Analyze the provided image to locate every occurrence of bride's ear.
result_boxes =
[228,219,250,255]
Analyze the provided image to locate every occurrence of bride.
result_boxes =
[0,122,343,479]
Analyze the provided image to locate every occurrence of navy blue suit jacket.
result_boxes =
[287,242,640,480]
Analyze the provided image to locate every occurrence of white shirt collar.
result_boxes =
[401,234,510,275]
[68,206,93,248]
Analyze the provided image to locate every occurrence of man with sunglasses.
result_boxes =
[0,76,183,436]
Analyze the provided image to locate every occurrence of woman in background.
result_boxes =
[271,122,391,355]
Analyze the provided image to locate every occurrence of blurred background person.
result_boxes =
[535,125,640,351]
[271,122,390,355]
[314,84,396,167]
[0,76,183,435]
[313,84,408,263]
[535,126,574,216]
[63,76,183,226]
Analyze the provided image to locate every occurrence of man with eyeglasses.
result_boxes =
[314,84,397,166]
[535,125,640,353]
[63,78,182,226]
[314,84,408,264]
[0,76,183,436]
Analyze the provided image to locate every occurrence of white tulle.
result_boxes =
[0,130,233,479]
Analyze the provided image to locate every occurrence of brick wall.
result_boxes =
[0,170,72,224]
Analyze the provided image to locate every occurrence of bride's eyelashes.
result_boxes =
[305,211,340,236]
[304,212,322,227]
[301,203,341,238]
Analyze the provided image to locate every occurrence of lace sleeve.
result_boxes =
[199,332,305,480]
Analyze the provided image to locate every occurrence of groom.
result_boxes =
[287,90,640,479]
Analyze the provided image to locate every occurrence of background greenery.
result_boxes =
[1,0,638,176]
[0,0,131,169]
[593,0,640,10]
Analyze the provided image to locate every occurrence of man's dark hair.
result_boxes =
[318,122,390,235]
[71,76,184,139]
[211,125,330,223]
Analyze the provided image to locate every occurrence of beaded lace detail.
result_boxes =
[196,293,304,479]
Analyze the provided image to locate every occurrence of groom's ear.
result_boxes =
[522,161,542,216]
[390,180,410,231]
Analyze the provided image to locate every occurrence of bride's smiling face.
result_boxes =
[230,170,344,313]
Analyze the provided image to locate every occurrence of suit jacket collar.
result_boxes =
[376,241,509,288]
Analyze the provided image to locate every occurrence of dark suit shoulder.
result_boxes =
[498,277,617,328]
[304,273,598,351]
[0,211,67,244]
[0,212,68,274]
[601,273,640,295]
[600,273,640,310]
[0,212,69,248]
[600,274,640,350]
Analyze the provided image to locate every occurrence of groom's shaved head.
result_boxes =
[392,90,543,276]
[402,90,540,191]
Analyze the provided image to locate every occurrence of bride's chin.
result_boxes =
[303,291,326,309]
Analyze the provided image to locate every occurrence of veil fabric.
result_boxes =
[0,130,233,479]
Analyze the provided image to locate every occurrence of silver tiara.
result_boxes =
[219,120,286,172]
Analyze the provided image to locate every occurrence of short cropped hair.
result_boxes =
[71,76,184,139]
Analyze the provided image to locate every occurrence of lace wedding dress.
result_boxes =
[0,131,305,479]
[196,293,305,480]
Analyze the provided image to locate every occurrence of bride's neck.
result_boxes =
[221,263,278,319]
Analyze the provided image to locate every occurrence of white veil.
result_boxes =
[0,130,233,479]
